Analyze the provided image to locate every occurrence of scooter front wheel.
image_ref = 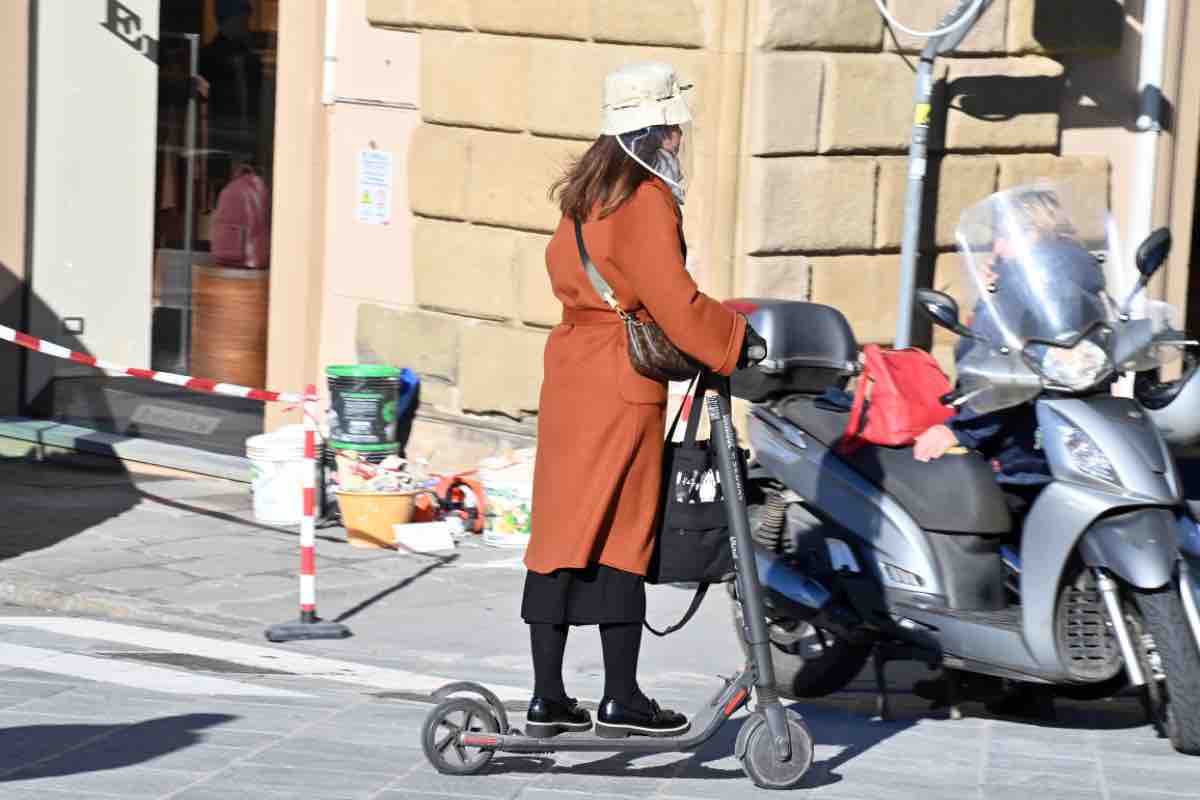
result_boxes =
[421,697,499,775]
[737,709,814,790]
[1133,588,1200,755]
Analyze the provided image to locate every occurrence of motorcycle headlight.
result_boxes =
[1062,426,1121,487]
[1030,339,1111,391]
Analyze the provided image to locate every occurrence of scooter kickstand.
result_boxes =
[872,646,892,721]
[945,669,964,721]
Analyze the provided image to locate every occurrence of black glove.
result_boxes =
[737,321,767,370]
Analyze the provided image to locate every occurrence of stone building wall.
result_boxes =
[363,0,1119,445]
[739,0,1114,360]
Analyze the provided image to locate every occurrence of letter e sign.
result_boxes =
[100,0,159,63]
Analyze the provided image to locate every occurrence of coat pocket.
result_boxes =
[617,353,668,405]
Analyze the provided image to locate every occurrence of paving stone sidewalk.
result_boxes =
[0,448,383,633]
[0,445,730,706]
[0,446,539,639]
[5,446,1200,798]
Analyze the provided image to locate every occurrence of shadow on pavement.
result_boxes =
[333,553,460,623]
[0,260,140,563]
[809,664,1150,728]
[481,717,750,781]
[0,713,235,781]
[0,451,140,563]
[794,704,915,789]
[137,489,348,545]
[473,700,914,788]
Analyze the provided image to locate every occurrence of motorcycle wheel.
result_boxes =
[728,586,872,699]
[1133,588,1200,755]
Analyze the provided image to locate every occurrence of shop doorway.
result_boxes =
[27,0,278,457]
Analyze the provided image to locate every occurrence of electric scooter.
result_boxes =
[419,387,816,790]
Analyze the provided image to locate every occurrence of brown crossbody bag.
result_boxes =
[573,219,700,383]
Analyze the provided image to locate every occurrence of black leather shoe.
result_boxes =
[595,696,689,738]
[526,696,592,738]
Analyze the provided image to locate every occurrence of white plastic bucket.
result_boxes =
[246,426,308,525]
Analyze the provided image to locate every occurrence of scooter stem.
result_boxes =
[705,385,792,762]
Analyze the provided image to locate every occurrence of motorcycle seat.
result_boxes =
[778,396,1011,535]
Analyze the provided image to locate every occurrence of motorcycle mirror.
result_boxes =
[1136,228,1172,278]
[915,289,975,338]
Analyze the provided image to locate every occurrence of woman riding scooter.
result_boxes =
[521,61,764,740]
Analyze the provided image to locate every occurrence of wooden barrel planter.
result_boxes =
[190,265,270,389]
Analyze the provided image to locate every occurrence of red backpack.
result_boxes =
[211,168,270,268]
[840,344,954,453]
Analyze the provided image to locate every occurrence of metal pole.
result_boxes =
[1129,0,1169,277]
[893,0,992,348]
[706,385,791,762]
[182,34,198,371]
[893,53,936,349]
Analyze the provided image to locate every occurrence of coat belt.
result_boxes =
[562,307,650,325]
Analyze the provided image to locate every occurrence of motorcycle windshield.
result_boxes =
[952,183,1181,415]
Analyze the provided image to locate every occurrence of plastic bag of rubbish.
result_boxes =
[336,451,417,493]
[479,449,535,549]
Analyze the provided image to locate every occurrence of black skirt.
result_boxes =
[521,563,646,625]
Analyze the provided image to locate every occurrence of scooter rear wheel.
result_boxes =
[421,697,499,775]
[737,709,814,790]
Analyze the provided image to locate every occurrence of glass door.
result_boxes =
[28,0,279,457]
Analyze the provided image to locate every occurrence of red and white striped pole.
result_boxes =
[300,385,319,621]
[265,385,351,642]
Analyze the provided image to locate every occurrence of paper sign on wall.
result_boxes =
[357,149,393,225]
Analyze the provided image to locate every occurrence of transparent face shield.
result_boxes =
[616,122,693,204]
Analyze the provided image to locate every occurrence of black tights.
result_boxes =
[529,622,647,709]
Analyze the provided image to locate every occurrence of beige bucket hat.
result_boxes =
[601,62,693,136]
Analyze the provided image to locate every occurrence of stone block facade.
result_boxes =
[365,0,1113,439]
[741,0,1109,361]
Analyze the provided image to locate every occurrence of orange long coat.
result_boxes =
[524,179,747,577]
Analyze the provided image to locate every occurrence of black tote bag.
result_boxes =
[644,375,739,636]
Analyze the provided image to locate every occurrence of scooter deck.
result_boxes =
[467,728,706,754]
[459,674,754,754]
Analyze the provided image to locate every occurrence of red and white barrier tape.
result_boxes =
[0,324,308,405]
[0,323,337,631]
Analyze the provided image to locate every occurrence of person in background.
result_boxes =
[200,0,264,174]
[913,188,1105,719]
[914,188,1104,519]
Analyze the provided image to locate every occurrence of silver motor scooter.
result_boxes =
[728,185,1200,755]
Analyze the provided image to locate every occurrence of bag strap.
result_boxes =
[665,374,699,443]
[840,349,873,453]
[683,371,709,445]
[644,583,710,637]
[664,371,710,446]
[574,219,627,318]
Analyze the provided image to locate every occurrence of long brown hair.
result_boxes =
[550,128,673,222]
